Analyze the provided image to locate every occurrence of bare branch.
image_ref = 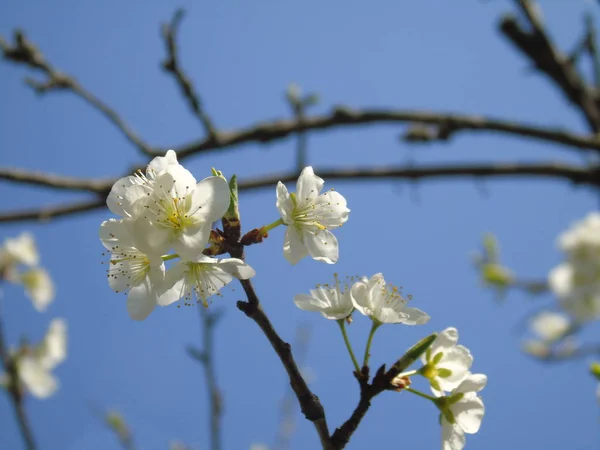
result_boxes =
[161,9,217,140]
[172,107,600,159]
[0,302,37,450]
[0,167,112,193]
[0,198,105,223]
[500,0,600,131]
[0,162,596,223]
[0,30,153,155]
[189,307,223,450]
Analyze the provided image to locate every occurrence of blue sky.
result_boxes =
[1,0,599,449]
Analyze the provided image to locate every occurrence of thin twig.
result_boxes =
[0,167,113,193]
[273,324,312,450]
[161,9,217,140]
[196,307,223,450]
[0,303,37,450]
[0,30,153,155]
[0,162,597,223]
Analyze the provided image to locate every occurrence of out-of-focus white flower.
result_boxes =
[350,273,429,325]
[419,327,472,392]
[20,267,55,312]
[530,311,570,342]
[436,374,486,450]
[158,256,255,307]
[100,219,165,321]
[276,166,349,264]
[549,213,600,322]
[2,232,39,267]
[249,445,269,450]
[14,319,67,399]
[294,274,354,320]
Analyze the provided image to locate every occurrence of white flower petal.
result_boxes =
[127,280,157,321]
[18,357,58,399]
[158,263,189,306]
[36,319,67,370]
[455,374,487,394]
[21,268,54,312]
[283,228,308,265]
[190,176,231,223]
[276,182,293,225]
[442,419,466,450]
[4,232,39,266]
[303,230,339,264]
[173,224,212,260]
[296,166,324,202]
[453,396,485,434]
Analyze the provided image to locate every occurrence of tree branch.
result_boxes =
[0,162,596,223]
[188,307,223,450]
[0,303,37,450]
[171,106,600,158]
[0,31,153,155]
[500,0,600,131]
[0,167,112,193]
[161,9,217,140]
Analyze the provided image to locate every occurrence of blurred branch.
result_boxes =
[0,305,37,450]
[500,0,600,131]
[0,30,153,155]
[0,167,112,193]
[273,324,312,450]
[0,161,597,223]
[161,9,217,140]
[187,307,223,450]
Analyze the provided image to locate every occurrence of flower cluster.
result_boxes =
[296,275,485,450]
[100,150,256,320]
[99,151,485,449]
[0,232,55,311]
[549,212,600,322]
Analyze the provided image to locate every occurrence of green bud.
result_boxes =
[590,362,600,380]
[482,263,513,286]
[390,333,438,374]
[482,233,499,262]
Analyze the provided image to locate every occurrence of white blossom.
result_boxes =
[2,232,39,267]
[158,255,256,307]
[350,273,429,325]
[436,374,486,450]
[548,213,600,322]
[294,274,354,320]
[127,165,230,260]
[100,219,165,321]
[276,166,349,264]
[14,319,67,399]
[530,311,570,342]
[106,149,181,219]
[419,327,472,392]
[20,267,55,312]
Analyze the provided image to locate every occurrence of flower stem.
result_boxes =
[161,253,179,262]
[363,321,381,368]
[405,387,438,403]
[337,319,360,373]
[260,218,285,235]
